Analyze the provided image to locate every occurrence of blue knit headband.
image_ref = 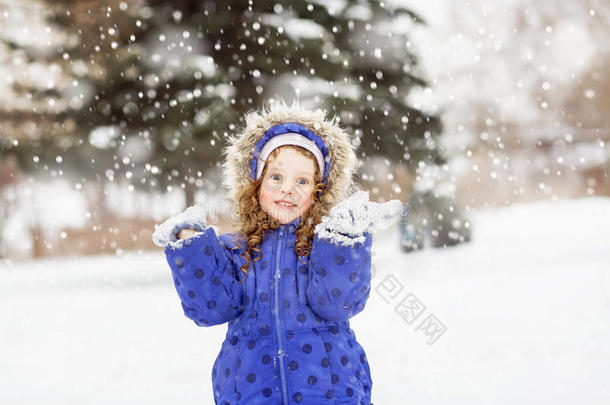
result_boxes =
[250,123,331,185]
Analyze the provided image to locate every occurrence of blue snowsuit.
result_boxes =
[163,216,374,404]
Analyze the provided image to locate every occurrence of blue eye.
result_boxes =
[298,178,309,185]
[271,174,281,181]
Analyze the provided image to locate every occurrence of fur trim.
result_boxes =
[164,231,204,250]
[163,224,219,251]
[314,211,371,238]
[220,100,362,209]
[314,224,367,247]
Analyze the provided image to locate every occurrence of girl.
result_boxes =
[152,102,403,405]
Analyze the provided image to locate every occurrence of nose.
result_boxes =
[280,184,293,195]
[279,179,294,195]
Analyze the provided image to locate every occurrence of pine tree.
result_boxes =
[3,0,445,207]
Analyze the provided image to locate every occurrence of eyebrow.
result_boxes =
[268,166,314,177]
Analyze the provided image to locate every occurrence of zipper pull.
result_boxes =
[279,227,284,238]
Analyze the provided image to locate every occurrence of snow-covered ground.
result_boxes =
[1,197,609,404]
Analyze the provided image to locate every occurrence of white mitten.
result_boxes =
[315,190,406,246]
[152,205,208,247]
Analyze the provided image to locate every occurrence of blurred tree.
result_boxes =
[2,0,445,208]
[0,1,71,185]
[158,0,445,167]
[38,0,233,206]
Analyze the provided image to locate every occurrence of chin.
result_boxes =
[266,210,298,224]
[274,213,298,224]
[281,217,298,224]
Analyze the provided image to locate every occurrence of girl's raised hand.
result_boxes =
[318,190,406,237]
[152,205,208,247]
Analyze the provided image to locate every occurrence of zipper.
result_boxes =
[273,225,288,405]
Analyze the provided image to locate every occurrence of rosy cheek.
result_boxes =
[299,193,313,213]
[259,185,272,207]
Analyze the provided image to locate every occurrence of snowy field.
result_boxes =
[1,197,609,404]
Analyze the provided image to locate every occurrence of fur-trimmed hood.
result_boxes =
[220,101,362,209]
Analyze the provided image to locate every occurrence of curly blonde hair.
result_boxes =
[230,145,332,282]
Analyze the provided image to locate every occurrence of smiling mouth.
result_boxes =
[275,200,297,208]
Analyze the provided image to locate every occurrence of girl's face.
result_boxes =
[259,147,316,224]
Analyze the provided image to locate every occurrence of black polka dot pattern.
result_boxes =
[164,220,374,404]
